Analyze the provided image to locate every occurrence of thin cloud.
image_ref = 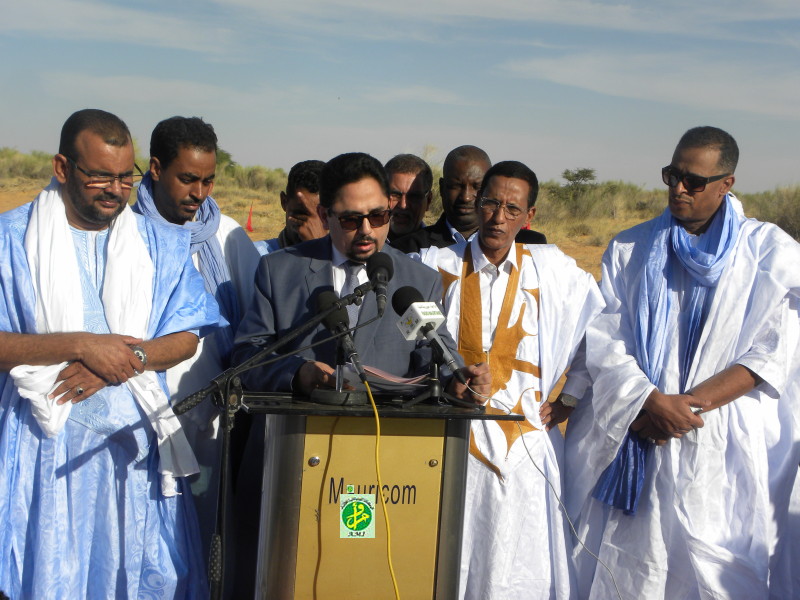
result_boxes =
[503,51,800,119]
[2,0,236,54]
[210,0,800,42]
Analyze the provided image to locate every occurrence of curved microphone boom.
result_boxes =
[366,252,393,317]
[391,286,467,385]
[317,290,367,381]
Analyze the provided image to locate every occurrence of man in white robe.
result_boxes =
[133,116,261,566]
[565,126,800,599]
[429,161,603,599]
[0,109,220,598]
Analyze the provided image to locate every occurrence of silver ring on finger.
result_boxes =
[647,437,657,445]
[75,386,85,395]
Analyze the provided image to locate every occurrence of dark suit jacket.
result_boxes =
[391,213,547,254]
[232,236,460,392]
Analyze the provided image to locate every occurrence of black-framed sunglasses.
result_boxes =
[65,155,143,190]
[329,209,392,231]
[477,197,525,219]
[661,165,729,193]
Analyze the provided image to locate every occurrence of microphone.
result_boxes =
[391,286,467,385]
[317,290,366,382]
[367,253,393,317]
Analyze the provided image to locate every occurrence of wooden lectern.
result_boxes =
[243,393,522,599]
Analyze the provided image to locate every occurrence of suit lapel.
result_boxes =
[303,237,334,299]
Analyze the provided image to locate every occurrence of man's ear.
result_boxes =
[149,157,162,181]
[526,206,536,226]
[720,174,735,196]
[280,191,288,211]
[53,154,69,184]
[316,203,330,231]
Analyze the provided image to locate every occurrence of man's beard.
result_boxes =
[65,175,126,227]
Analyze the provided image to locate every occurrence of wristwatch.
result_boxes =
[557,393,578,408]
[130,345,148,367]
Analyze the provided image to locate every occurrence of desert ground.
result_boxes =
[0,182,610,278]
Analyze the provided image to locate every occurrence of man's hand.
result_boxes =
[51,361,107,404]
[294,213,327,243]
[75,333,143,384]
[447,362,491,405]
[540,395,574,431]
[293,361,338,396]
[642,389,708,438]
[630,412,671,446]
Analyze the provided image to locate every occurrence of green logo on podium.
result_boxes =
[340,493,376,538]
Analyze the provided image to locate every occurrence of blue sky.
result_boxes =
[2,0,799,193]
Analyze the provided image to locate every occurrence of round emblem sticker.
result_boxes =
[342,499,373,532]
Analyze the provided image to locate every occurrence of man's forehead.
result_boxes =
[75,129,132,154]
[446,159,488,180]
[389,170,424,187]
[671,145,722,172]
[484,175,528,192]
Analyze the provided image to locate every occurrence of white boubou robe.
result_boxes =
[432,239,603,600]
[565,211,800,599]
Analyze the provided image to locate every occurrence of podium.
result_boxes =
[243,393,522,599]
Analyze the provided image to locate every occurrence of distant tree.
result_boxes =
[559,168,598,217]
[216,148,237,173]
[562,168,596,189]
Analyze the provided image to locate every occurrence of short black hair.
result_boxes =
[442,145,491,178]
[59,109,131,161]
[319,152,389,209]
[150,116,218,170]
[479,160,539,208]
[384,154,433,193]
[676,126,739,174]
[286,160,326,196]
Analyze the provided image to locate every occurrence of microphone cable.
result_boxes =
[363,378,401,600]
[462,385,623,600]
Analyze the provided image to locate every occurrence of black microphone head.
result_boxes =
[367,252,393,282]
[317,290,349,332]
[391,286,424,317]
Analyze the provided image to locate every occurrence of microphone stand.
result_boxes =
[172,280,374,600]
[402,342,481,409]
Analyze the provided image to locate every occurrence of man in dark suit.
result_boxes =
[392,145,547,254]
[233,151,489,397]
[230,152,489,597]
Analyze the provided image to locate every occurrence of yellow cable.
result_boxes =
[364,380,401,600]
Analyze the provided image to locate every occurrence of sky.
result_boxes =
[2,0,799,193]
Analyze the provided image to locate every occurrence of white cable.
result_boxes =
[463,383,623,600]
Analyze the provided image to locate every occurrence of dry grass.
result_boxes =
[2,147,798,277]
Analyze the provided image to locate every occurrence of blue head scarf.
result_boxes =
[593,194,741,514]
[134,172,239,361]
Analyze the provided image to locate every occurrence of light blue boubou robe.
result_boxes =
[0,201,220,599]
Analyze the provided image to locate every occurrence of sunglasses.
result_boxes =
[329,209,392,231]
[661,165,729,193]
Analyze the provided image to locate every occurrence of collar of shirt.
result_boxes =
[331,243,368,293]
[469,235,517,277]
[446,219,477,245]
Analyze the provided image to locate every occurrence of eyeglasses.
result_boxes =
[477,197,525,219]
[65,155,143,190]
[389,190,429,205]
[329,209,392,231]
[661,165,730,193]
